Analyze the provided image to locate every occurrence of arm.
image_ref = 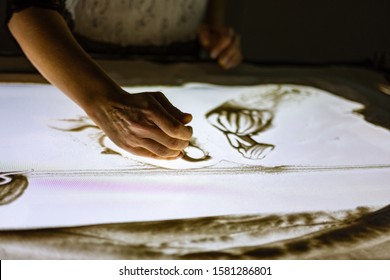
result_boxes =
[8,7,192,160]
[198,0,242,69]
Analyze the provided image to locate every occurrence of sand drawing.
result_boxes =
[50,85,311,165]
[181,140,211,162]
[206,85,309,160]
[2,204,388,259]
[1,83,390,230]
[49,116,114,155]
[50,116,211,163]
[47,83,390,170]
[0,171,29,205]
[206,108,274,159]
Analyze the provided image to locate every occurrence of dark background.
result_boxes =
[1,0,390,68]
[224,0,390,67]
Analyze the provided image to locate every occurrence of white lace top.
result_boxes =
[66,0,208,46]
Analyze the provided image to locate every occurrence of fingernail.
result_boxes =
[182,113,193,124]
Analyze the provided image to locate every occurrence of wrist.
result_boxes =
[67,71,124,111]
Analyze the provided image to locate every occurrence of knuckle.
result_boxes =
[169,122,182,135]
[153,91,164,98]
[142,109,156,121]
[116,133,142,150]
[187,126,193,137]
[130,121,149,133]
[129,111,155,128]
[166,138,179,149]
[166,138,186,149]
[154,146,173,157]
[138,94,156,109]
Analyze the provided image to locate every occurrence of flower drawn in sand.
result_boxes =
[206,85,308,160]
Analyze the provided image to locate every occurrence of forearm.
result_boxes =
[8,7,121,109]
[8,7,193,160]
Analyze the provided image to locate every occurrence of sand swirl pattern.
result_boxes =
[0,172,29,205]
[2,205,387,259]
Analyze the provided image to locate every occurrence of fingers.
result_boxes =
[152,110,193,141]
[128,92,192,157]
[135,124,190,151]
[148,95,193,141]
[200,26,242,69]
[136,138,183,158]
[93,90,193,160]
[151,91,193,124]
[125,145,183,160]
[225,51,242,69]
[108,118,188,160]
[210,28,235,59]
[218,35,242,69]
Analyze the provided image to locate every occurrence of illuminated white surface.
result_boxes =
[0,83,389,229]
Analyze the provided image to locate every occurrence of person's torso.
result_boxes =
[66,0,208,47]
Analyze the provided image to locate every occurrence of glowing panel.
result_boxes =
[0,83,389,229]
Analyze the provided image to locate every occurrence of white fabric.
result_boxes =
[66,0,208,46]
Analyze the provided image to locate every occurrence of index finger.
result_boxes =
[151,92,193,124]
[149,98,193,140]
[210,28,234,59]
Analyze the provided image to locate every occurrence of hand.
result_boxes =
[85,89,193,160]
[8,7,193,160]
[198,25,242,69]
